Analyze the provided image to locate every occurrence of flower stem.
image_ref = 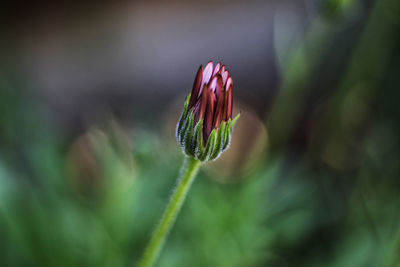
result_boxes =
[138,156,201,267]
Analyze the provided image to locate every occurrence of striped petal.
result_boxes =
[189,65,203,109]
[208,75,218,93]
[212,75,225,128]
[204,87,216,142]
[212,62,221,76]
[226,84,233,120]
[221,70,229,86]
[195,83,208,123]
[225,77,233,92]
[202,61,213,85]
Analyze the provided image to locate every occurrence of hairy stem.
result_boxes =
[138,156,201,267]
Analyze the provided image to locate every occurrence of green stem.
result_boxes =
[138,156,201,267]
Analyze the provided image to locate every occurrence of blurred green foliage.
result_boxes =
[1,0,400,266]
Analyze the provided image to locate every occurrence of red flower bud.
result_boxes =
[176,61,239,161]
[188,61,234,143]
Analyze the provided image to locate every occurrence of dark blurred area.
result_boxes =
[2,0,279,134]
[1,0,400,266]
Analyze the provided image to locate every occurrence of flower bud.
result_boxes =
[176,62,240,161]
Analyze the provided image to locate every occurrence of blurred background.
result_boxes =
[1,0,400,266]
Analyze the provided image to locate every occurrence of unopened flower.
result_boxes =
[176,61,240,161]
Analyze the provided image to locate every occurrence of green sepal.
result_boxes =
[222,119,231,150]
[177,112,186,144]
[177,104,240,161]
[193,120,204,159]
[200,129,217,161]
[230,113,240,132]
[223,114,240,149]
[176,94,191,140]
[178,109,191,147]
[222,119,231,149]
[176,111,184,143]
[183,113,195,155]
[209,121,226,160]
[183,93,190,116]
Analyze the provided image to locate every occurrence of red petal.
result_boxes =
[221,70,229,86]
[208,75,218,93]
[204,87,215,142]
[212,62,221,76]
[226,84,233,120]
[202,62,213,85]
[193,101,201,122]
[225,77,232,91]
[213,75,225,128]
[222,93,228,122]
[189,65,203,109]
[214,74,223,98]
[195,83,208,123]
